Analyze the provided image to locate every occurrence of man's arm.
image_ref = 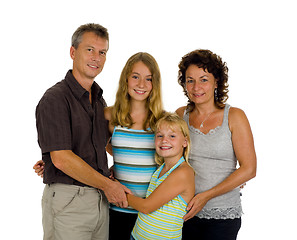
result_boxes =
[51,150,131,208]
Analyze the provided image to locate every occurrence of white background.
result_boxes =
[1,0,296,239]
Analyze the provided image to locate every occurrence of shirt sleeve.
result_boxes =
[36,91,72,153]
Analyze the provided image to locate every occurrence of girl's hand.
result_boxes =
[183,192,209,221]
[33,160,45,178]
[109,165,115,180]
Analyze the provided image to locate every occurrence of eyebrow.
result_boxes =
[186,75,208,79]
[131,72,152,77]
[200,75,208,78]
[87,45,108,52]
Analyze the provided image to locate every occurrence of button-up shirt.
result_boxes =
[36,70,111,186]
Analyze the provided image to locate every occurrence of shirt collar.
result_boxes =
[65,70,103,101]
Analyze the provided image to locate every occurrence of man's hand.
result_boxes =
[103,180,132,208]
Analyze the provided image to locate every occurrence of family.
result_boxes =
[33,23,257,240]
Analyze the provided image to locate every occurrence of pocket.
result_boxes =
[52,188,77,216]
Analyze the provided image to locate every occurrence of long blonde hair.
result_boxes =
[111,52,163,131]
[154,112,191,165]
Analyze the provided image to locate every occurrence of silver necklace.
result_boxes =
[200,111,214,128]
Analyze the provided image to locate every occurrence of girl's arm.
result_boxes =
[33,160,45,177]
[127,164,195,214]
[184,107,257,221]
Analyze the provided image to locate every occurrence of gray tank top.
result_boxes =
[184,104,242,219]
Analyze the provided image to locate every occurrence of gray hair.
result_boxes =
[71,23,109,49]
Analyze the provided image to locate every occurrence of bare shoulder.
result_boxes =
[173,162,195,202]
[175,106,187,118]
[229,107,250,131]
[104,106,113,121]
[172,162,195,182]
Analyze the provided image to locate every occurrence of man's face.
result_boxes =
[70,31,108,83]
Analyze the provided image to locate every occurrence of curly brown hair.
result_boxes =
[178,49,229,111]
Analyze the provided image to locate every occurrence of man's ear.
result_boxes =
[70,46,75,60]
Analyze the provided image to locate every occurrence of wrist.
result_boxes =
[97,175,113,191]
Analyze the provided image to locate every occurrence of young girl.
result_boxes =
[128,112,195,240]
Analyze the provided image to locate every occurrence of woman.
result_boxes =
[175,49,257,240]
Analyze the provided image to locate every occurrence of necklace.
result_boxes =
[200,111,214,128]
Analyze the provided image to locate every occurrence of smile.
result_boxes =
[160,146,172,150]
[87,64,99,69]
[134,89,146,95]
[193,93,205,97]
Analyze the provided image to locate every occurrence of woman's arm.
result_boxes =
[127,165,195,214]
[184,107,257,221]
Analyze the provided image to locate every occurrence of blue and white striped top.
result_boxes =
[132,157,187,239]
[111,126,157,214]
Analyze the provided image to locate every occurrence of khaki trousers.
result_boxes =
[42,183,109,240]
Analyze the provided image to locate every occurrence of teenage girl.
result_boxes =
[104,52,164,239]
[128,112,195,240]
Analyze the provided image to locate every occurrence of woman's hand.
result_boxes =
[183,192,209,222]
[33,160,45,178]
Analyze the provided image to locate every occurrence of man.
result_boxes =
[36,23,130,240]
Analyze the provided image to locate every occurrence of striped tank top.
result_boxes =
[132,157,187,239]
[111,126,157,214]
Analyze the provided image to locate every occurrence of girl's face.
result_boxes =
[185,65,217,105]
[127,61,153,102]
[155,123,187,161]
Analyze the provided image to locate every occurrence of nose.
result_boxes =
[92,52,100,62]
[137,78,145,88]
[193,81,200,90]
[161,136,168,143]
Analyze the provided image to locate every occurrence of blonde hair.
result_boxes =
[154,112,191,165]
[111,52,163,131]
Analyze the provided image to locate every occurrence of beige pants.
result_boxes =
[42,183,109,240]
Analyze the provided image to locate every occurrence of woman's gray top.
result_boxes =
[184,104,242,219]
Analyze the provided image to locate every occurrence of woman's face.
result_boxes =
[127,61,153,102]
[185,65,217,105]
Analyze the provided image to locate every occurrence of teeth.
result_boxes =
[160,146,171,150]
[135,90,145,94]
[88,64,99,69]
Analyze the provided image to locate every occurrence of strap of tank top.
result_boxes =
[222,104,231,128]
[166,157,185,176]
